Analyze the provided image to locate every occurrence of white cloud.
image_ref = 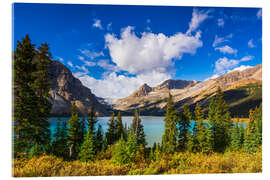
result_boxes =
[105,26,202,74]
[93,19,103,29]
[85,61,96,67]
[79,49,104,59]
[75,71,171,100]
[212,33,233,47]
[248,39,255,48]
[97,59,119,72]
[215,45,237,55]
[186,8,211,35]
[257,9,262,19]
[214,55,254,75]
[67,61,74,67]
[217,18,224,27]
[75,65,89,74]
[240,55,254,62]
[228,65,253,73]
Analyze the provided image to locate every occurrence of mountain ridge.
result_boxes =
[112,64,262,117]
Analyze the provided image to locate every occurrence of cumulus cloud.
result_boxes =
[212,33,233,47]
[93,19,103,29]
[214,55,254,75]
[186,8,211,35]
[248,39,255,48]
[217,18,224,27]
[215,45,237,55]
[105,26,203,74]
[257,9,262,19]
[75,71,171,100]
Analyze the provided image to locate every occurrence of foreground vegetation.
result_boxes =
[13,35,262,177]
[13,149,262,177]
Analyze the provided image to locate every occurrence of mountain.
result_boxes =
[152,79,198,91]
[48,60,109,116]
[112,64,262,117]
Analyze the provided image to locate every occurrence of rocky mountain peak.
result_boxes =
[131,83,152,97]
[48,60,108,116]
[153,79,198,91]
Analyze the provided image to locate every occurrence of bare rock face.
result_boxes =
[131,83,152,97]
[48,60,108,116]
[153,79,198,91]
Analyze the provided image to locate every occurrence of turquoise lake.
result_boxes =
[48,116,246,147]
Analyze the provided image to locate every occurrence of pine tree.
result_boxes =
[194,103,213,153]
[95,124,103,153]
[178,103,192,151]
[87,107,97,135]
[13,35,39,154]
[131,109,146,147]
[106,112,116,145]
[78,117,86,147]
[112,136,129,165]
[161,93,179,154]
[31,42,52,152]
[115,112,124,141]
[231,120,242,151]
[209,87,232,152]
[68,103,81,159]
[192,103,204,152]
[126,130,138,162]
[79,131,95,162]
[244,105,262,153]
[52,118,69,159]
[123,122,128,141]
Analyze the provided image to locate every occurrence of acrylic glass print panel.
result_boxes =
[12,3,262,177]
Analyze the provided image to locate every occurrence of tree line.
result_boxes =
[13,35,262,165]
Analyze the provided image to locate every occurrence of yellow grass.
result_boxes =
[13,149,261,177]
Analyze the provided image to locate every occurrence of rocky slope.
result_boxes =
[48,60,108,116]
[112,64,262,117]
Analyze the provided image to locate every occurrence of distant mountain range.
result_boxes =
[47,60,261,117]
[112,64,262,117]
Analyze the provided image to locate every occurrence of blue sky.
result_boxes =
[13,3,262,99]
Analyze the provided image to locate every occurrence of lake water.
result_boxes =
[48,116,246,147]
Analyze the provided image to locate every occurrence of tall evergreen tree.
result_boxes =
[209,87,232,152]
[115,112,124,141]
[244,105,262,153]
[231,120,242,151]
[131,109,146,147]
[112,135,129,165]
[68,102,81,159]
[13,35,38,154]
[52,118,69,159]
[77,117,86,147]
[178,103,192,151]
[162,93,179,154]
[31,42,52,152]
[79,131,95,162]
[126,130,139,162]
[106,112,116,145]
[95,124,103,153]
[87,107,97,135]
